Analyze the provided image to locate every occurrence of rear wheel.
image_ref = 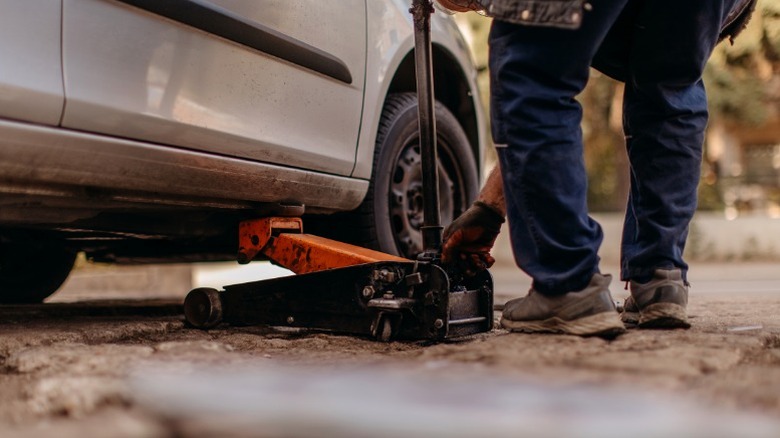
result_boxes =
[0,240,76,303]
[343,93,479,258]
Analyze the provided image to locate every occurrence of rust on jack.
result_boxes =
[238,217,406,274]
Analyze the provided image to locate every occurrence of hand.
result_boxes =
[442,201,505,276]
[434,0,482,13]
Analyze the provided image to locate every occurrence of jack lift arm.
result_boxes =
[183,0,494,342]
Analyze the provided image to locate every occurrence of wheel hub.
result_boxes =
[390,143,455,257]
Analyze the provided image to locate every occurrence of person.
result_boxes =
[436,0,756,337]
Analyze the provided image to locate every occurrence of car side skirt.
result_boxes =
[0,119,368,214]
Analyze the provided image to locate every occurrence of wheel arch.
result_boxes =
[385,45,482,174]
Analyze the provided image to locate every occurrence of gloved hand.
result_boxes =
[434,0,486,14]
[441,201,505,276]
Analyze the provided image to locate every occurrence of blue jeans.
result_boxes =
[490,0,745,294]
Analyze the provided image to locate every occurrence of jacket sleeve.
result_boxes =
[485,0,586,30]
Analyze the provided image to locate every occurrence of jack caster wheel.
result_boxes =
[184,287,223,329]
[374,315,395,342]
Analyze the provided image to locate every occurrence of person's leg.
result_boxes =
[489,0,630,295]
[619,0,746,328]
[620,0,745,283]
[591,0,643,83]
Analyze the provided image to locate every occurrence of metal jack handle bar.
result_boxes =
[410,0,442,261]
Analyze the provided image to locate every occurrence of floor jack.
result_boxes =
[183,0,494,342]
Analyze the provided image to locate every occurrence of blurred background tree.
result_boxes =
[456,0,780,213]
[703,0,780,215]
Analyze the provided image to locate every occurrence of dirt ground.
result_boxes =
[1,262,779,437]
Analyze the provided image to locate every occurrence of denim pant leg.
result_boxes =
[489,0,629,295]
[620,0,745,282]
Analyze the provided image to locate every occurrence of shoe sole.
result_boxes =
[500,311,626,338]
[638,303,690,329]
[620,311,640,328]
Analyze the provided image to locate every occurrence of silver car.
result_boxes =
[0,0,486,303]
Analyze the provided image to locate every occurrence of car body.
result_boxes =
[0,0,486,302]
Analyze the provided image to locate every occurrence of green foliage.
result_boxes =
[704,62,769,125]
[581,73,628,212]
[697,175,725,211]
[704,0,780,125]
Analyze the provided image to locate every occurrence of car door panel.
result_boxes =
[0,0,64,126]
[61,0,366,176]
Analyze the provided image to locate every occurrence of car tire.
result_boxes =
[0,241,77,304]
[340,92,479,259]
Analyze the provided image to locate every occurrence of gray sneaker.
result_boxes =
[625,268,690,329]
[619,295,640,327]
[500,273,626,338]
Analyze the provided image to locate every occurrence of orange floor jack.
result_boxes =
[183,1,493,342]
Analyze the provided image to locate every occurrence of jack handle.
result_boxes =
[410,0,443,263]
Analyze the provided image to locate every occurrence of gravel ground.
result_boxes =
[0,262,778,437]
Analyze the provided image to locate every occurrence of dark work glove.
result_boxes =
[441,201,505,276]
